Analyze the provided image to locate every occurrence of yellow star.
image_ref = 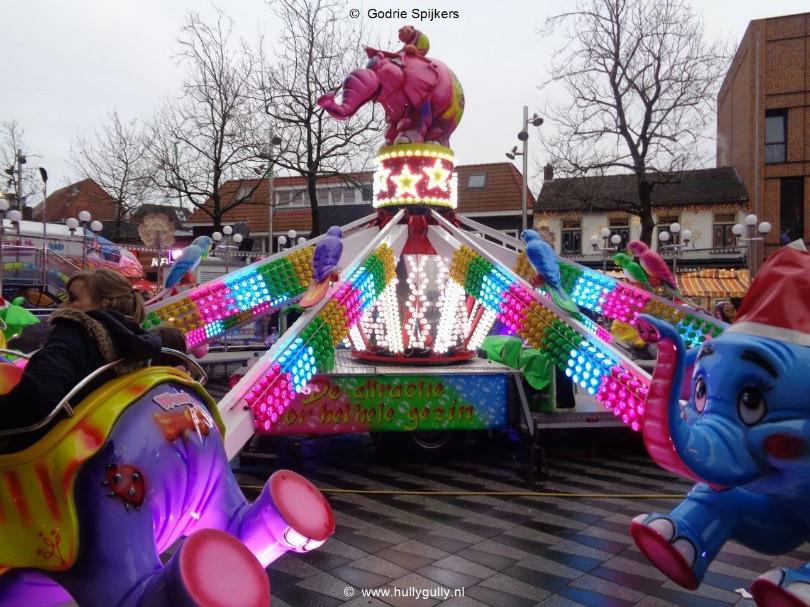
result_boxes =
[423,159,451,192]
[373,165,392,197]
[392,164,423,198]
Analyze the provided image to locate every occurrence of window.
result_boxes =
[780,178,804,243]
[288,190,308,207]
[561,219,582,254]
[657,215,680,243]
[361,185,373,202]
[467,174,487,189]
[609,216,630,250]
[235,186,251,202]
[765,109,787,164]
[713,212,737,248]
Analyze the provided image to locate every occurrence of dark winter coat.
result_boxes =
[0,308,161,448]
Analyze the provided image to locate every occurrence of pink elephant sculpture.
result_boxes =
[318,47,464,147]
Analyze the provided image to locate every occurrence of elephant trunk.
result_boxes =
[317,68,379,120]
[636,315,708,485]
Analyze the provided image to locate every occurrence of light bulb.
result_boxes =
[233,233,243,243]
[287,229,297,240]
[78,210,91,222]
[223,225,233,236]
[0,199,8,212]
[610,234,621,245]
[7,210,22,222]
[758,221,771,234]
[732,223,744,236]
[659,231,670,243]
[600,227,610,238]
[669,222,681,234]
[66,217,79,230]
[212,232,222,242]
[681,229,692,242]
[90,220,103,232]
[745,214,757,226]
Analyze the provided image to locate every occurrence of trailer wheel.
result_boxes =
[371,431,455,454]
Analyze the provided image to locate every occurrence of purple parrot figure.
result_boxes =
[521,229,579,316]
[146,236,213,305]
[300,226,343,308]
[626,240,677,291]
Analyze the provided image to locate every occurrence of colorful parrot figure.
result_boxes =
[146,236,213,305]
[299,226,344,308]
[626,240,677,291]
[613,252,651,287]
[521,230,579,317]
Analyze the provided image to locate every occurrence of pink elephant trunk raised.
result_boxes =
[636,316,708,485]
[318,68,378,120]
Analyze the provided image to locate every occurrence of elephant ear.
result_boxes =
[402,55,440,108]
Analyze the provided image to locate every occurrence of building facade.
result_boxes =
[186,163,534,252]
[717,11,810,268]
[535,167,749,270]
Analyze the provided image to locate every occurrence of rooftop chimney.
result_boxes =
[543,164,554,182]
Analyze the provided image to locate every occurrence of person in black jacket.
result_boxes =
[0,268,161,447]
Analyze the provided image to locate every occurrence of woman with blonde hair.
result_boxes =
[0,268,161,443]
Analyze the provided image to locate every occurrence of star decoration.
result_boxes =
[373,165,392,196]
[423,159,451,192]
[392,164,423,198]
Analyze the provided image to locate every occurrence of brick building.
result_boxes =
[717,11,810,270]
[31,178,118,223]
[186,163,535,252]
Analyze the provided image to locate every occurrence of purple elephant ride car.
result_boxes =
[318,46,465,147]
[630,240,810,607]
[0,351,334,607]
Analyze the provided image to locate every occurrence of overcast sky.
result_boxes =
[2,0,808,198]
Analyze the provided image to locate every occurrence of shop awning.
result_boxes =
[677,268,748,298]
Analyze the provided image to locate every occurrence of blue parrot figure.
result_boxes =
[147,236,213,304]
[300,226,344,308]
[521,229,579,316]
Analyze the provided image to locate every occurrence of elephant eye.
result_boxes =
[694,377,707,413]
[738,388,767,425]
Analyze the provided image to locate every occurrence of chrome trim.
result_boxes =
[156,348,208,385]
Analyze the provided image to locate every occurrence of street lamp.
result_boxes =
[733,213,771,282]
[38,167,48,292]
[657,221,694,285]
[3,149,27,211]
[77,210,93,269]
[257,132,283,254]
[277,235,287,251]
[592,227,622,272]
[297,236,306,246]
[505,107,543,232]
[0,196,9,296]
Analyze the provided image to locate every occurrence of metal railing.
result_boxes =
[0,348,207,437]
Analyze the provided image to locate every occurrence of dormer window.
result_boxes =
[467,174,487,189]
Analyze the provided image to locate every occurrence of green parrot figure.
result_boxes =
[613,252,650,287]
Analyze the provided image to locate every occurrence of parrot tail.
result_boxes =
[298,278,331,309]
[549,286,580,317]
[146,288,170,306]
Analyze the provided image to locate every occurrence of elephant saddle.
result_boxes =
[0,366,221,574]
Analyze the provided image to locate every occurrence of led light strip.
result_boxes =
[449,245,649,430]
[514,251,726,349]
[245,245,396,431]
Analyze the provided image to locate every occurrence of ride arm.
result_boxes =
[0,324,95,429]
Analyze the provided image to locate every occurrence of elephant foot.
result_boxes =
[235,469,334,567]
[143,528,270,607]
[630,515,698,590]
[751,569,810,607]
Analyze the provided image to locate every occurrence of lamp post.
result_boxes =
[505,107,543,232]
[257,132,283,254]
[38,167,48,292]
[0,196,9,296]
[657,222,694,294]
[591,227,621,272]
[3,149,27,211]
[78,210,92,269]
[733,214,771,284]
[8,209,21,271]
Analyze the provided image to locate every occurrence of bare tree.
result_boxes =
[148,7,269,229]
[70,111,154,238]
[539,0,727,244]
[0,120,40,211]
[258,0,381,236]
